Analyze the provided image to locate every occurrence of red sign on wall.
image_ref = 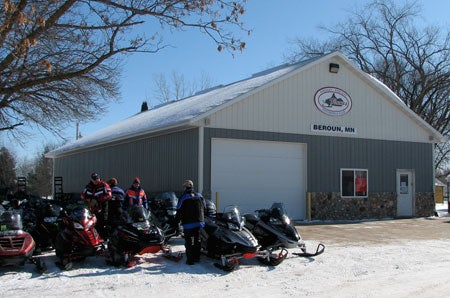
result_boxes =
[355,177,367,193]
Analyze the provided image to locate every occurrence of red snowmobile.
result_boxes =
[55,205,106,270]
[0,209,36,267]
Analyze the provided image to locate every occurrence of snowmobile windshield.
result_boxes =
[269,203,290,225]
[42,204,61,222]
[128,205,150,223]
[205,199,217,217]
[155,192,178,209]
[71,206,92,222]
[0,211,23,231]
[222,206,245,230]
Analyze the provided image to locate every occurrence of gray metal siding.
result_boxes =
[203,128,433,195]
[53,129,199,195]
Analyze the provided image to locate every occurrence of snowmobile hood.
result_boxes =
[216,225,259,251]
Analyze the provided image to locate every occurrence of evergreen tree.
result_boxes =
[0,147,16,196]
[27,146,53,197]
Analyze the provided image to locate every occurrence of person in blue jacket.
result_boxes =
[176,179,205,265]
[106,178,126,229]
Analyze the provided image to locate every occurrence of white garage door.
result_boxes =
[211,138,307,220]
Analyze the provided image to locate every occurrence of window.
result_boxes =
[399,174,409,194]
[341,169,368,198]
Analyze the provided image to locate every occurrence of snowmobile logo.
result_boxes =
[314,87,352,116]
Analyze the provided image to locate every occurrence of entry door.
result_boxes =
[396,170,414,217]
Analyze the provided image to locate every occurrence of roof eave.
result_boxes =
[46,121,194,158]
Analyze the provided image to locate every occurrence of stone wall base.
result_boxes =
[309,192,435,221]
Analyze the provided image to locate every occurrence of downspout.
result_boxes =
[198,126,204,194]
[51,157,56,199]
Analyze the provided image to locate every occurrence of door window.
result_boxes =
[400,174,409,194]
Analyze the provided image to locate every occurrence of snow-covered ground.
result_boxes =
[1,205,450,298]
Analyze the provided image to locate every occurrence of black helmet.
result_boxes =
[205,199,216,217]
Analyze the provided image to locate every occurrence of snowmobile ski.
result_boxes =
[161,245,183,262]
[55,260,74,270]
[258,248,288,266]
[214,255,239,272]
[292,243,325,257]
[30,256,47,273]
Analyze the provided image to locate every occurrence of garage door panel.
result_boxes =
[211,138,306,220]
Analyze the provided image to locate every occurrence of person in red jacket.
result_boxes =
[81,172,112,238]
[124,177,148,210]
[81,173,112,212]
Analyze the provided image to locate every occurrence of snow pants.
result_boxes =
[183,227,201,263]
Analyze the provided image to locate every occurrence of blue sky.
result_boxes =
[4,0,450,161]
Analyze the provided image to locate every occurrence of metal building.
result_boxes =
[46,51,443,220]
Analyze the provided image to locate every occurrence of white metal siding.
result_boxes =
[211,138,307,220]
[206,57,431,143]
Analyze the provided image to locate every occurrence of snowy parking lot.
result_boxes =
[1,204,450,298]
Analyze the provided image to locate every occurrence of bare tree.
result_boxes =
[153,70,215,104]
[285,0,450,170]
[153,73,172,103]
[171,72,187,102]
[0,0,249,141]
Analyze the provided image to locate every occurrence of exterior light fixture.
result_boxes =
[329,63,339,73]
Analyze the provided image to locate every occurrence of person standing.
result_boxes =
[106,178,126,229]
[176,180,205,265]
[81,172,112,238]
[124,177,148,210]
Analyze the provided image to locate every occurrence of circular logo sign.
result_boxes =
[314,87,352,116]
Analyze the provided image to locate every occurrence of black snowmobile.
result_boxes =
[243,202,325,258]
[201,202,282,271]
[28,203,62,252]
[148,191,181,243]
[107,205,181,267]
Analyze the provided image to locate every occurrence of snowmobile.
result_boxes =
[54,205,106,270]
[107,205,181,267]
[28,203,62,252]
[148,191,181,243]
[243,202,325,258]
[200,203,282,271]
[0,209,45,271]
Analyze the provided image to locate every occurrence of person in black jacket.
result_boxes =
[176,180,205,265]
[106,178,127,230]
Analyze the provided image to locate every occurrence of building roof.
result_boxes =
[47,51,444,158]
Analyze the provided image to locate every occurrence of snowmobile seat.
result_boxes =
[204,221,219,234]
[243,214,259,225]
